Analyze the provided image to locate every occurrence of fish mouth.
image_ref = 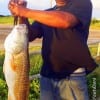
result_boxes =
[15,24,28,35]
[4,24,28,54]
[16,24,27,30]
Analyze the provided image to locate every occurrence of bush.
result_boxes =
[0,67,5,80]
[29,54,42,99]
[0,52,42,100]
[91,18,100,24]
[87,67,100,99]
[29,54,42,75]
[0,51,5,67]
[29,79,40,100]
[0,79,8,100]
[0,46,100,99]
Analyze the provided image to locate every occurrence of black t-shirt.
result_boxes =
[31,0,97,79]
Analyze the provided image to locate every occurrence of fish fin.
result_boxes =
[10,56,16,71]
[3,63,5,74]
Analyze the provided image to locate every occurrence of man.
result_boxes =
[9,0,97,100]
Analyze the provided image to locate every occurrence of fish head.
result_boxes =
[4,24,28,54]
[16,24,28,34]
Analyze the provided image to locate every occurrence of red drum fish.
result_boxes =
[3,24,30,100]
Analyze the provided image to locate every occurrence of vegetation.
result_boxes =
[0,16,13,24]
[87,67,100,99]
[0,45,100,100]
[0,16,33,25]
[0,16,100,99]
[90,18,100,30]
[0,16,100,29]
[0,47,42,100]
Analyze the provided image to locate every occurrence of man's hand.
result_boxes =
[8,1,27,17]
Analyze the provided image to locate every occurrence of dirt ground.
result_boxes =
[0,25,42,50]
[0,24,100,50]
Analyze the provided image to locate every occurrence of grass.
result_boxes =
[0,51,5,68]
[90,22,100,30]
[29,46,41,52]
[0,48,42,100]
[0,16,13,24]
[0,16,100,99]
[0,16,33,25]
[88,44,99,57]
[0,45,100,99]
[0,16,100,30]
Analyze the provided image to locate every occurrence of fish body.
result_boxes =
[3,24,30,100]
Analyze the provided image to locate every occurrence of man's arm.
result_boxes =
[9,2,79,28]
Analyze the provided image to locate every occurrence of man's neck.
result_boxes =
[56,0,67,7]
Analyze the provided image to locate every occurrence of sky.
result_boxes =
[0,0,100,19]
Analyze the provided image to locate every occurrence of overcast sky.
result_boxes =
[0,0,100,19]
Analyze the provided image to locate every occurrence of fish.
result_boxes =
[3,24,30,100]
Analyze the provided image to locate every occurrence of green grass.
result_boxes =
[0,16,100,99]
[0,16,33,25]
[88,44,99,57]
[0,51,5,68]
[0,45,100,99]
[29,46,41,52]
[0,16,100,30]
[0,49,42,99]
[87,67,100,99]
[90,22,100,30]
[90,19,100,30]
[0,16,14,24]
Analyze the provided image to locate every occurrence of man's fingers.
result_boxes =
[8,2,18,16]
[8,2,17,9]
[8,1,26,17]
[18,1,27,7]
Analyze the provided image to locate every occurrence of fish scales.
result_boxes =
[14,51,29,100]
[3,24,30,100]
